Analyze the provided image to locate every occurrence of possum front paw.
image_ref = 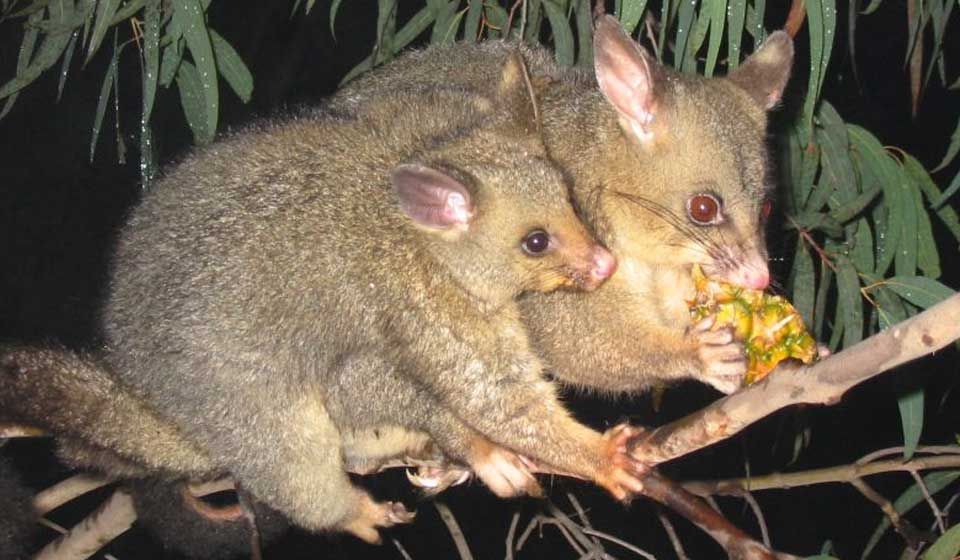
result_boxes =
[341,493,415,544]
[690,316,747,394]
[406,465,472,494]
[594,424,648,501]
[467,435,542,498]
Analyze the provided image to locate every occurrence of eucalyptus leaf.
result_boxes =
[90,32,120,162]
[897,389,924,460]
[922,523,960,560]
[673,0,696,70]
[542,0,574,66]
[175,60,211,144]
[836,255,863,347]
[575,0,592,67]
[932,113,960,172]
[704,0,726,77]
[329,0,344,39]
[790,239,816,326]
[210,29,253,102]
[86,0,121,64]
[173,0,218,141]
[884,276,956,309]
[726,0,746,67]
[464,0,482,42]
[618,0,648,34]
[894,180,918,277]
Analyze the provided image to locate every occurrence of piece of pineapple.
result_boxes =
[689,265,818,385]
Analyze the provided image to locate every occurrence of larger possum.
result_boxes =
[2,51,643,543]
[0,14,793,549]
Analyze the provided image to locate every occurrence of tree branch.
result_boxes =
[631,293,960,466]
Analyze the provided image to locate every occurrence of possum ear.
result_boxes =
[496,50,541,134]
[392,164,475,231]
[593,15,664,146]
[727,31,794,110]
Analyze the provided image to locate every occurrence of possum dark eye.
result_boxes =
[687,194,722,226]
[521,230,551,256]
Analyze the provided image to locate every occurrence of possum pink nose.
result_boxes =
[590,248,618,284]
[727,266,770,290]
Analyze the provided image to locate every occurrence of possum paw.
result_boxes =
[594,424,648,501]
[342,494,415,544]
[690,316,747,394]
[467,435,542,498]
[406,465,471,493]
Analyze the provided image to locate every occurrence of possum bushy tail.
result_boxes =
[0,344,217,479]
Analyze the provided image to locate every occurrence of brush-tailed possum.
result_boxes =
[2,52,644,543]
[336,15,795,395]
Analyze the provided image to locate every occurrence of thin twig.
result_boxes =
[580,528,657,560]
[740,491,772,548]
[33,474,113,515]
[909,470,946,533]
[34,489,137,560]
[505,511,520,560]
[434,501,474,560]
[567,492,604,552]
[392,537,414,560]
[684,453,960,495]
[850,477,927,549]
[656,508,689,560]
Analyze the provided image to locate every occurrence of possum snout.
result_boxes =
[565,245,617,292]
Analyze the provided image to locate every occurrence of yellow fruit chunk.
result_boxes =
[689,265,818,385]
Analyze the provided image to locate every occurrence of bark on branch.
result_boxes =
[631,293,960,466]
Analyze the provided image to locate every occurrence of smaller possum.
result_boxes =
[2,52,644,544]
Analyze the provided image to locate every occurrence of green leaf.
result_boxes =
[575,0,593,67]
[86,0,121,64]
[745,0,766,48]
[429,1,460,45]
[109,0,148,26]
[923,523,960,560]
[210,30,252,103]
[463,0,482,42]
[836,255,863,348]
[848,125,901,275]
[522,0,543,43]
[726,0,746,67]
[329,0,344,39]
[141,0,161,123]
[829,184,881,224]
[90,31,120,162]
[673,0,697,70]
[870,283,908,329]
[175,60,211,144]
[800,0,837,143]
[895,180,919,278]
[798,140,823,212]
[0,9,74,104]
[933,113,960,172]
[902,159,941,278]
[340,6,435,84]
[794,211,844,238]
[790,239,816,326]
[911,160,960,243]
[813,262,833,339]
[897,389,924,460]
[159,39,184,88]
[173,0,218,141]
[849,217,875,274]
[884,276,956,309]
[932,170,960,210]
[704,0,726,77]
[817,102,857,206]
[56,30,78,102]
[862,471,960,560]
[543,0,575,66]
[483,2,508,39]
[861,0,883,14]
[618,0,648,34]
[1,9,41,118]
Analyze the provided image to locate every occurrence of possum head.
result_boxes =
[392,52,616,304]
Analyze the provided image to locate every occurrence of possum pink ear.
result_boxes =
[727,31,794,110]
[392,164,475,230]
[593,15,662,144]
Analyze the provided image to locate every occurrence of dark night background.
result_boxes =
[1,1,959,558]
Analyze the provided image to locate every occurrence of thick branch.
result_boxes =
[632,293,960,466]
